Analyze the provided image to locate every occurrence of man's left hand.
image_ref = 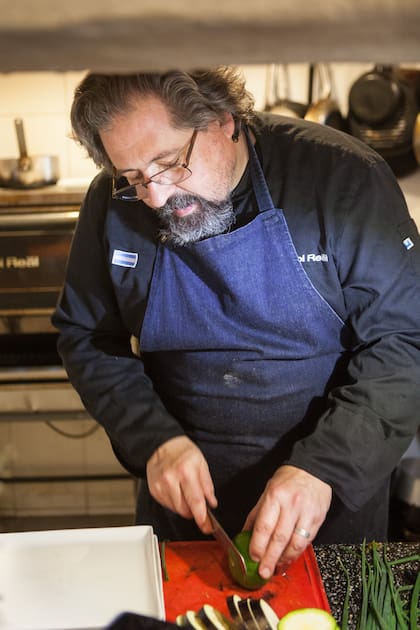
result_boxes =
[243,465,332,579]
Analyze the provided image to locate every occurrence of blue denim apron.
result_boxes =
[137,134,350,540]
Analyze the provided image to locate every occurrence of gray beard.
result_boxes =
[157,193,235,246]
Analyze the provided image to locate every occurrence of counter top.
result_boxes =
[161,540,419,629]
[315,542,420,628]
[0,178,90,207]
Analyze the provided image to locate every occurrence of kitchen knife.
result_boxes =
[207,507,247,577]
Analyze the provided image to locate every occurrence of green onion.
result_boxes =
[160,539,170,582]
[409,570,420,630]
[337,554,350,630]
[339,541,419,630]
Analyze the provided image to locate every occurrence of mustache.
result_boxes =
[157,193,207,215]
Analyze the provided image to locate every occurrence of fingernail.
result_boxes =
[259,566,271,580]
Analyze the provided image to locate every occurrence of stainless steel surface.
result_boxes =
[0,203,78,324]
[0,187,136,521]
[304,63,346,131]
[207,507,247,576]
[265,64,306,118]
[0,181,87,207]
[0,118,60,189]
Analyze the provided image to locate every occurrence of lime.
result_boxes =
[277,608,340,630]
[228,530,268,591]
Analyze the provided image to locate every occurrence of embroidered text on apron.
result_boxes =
[137,132,349,539]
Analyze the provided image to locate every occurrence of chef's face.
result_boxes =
[100,95,245,245]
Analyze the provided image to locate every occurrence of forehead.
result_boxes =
[100,94,183,168]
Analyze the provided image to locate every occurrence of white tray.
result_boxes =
[0,525,164,630]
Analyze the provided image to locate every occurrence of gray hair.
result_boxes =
[71,66,256,172]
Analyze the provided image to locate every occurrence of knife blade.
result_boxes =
[207,507,247,576]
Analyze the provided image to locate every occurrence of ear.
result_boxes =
[219,113,236,139]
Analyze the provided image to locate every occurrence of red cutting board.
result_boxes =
[162,541,330,622]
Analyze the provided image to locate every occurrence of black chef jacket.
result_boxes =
[52,113,420,540]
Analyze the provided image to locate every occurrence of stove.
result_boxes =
[0,180,136,520]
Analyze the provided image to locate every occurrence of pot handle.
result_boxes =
[14,118,32,170]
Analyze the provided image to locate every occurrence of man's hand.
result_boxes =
[244,465,332,579]
[146,435,217,534]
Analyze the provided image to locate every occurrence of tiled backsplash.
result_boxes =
[0,71,99,181]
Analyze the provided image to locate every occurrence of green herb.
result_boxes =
[409,570,420,630]
[337,554,351,630]
[340,541,419,630]
[160,539,170,582]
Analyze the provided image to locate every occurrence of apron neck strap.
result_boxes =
[244,127,275,213]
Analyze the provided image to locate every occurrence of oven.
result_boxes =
[0,185,135,525]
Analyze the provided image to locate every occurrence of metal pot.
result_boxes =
[264,64,307,118]
[0,118,59,189]
[347,65,419,176]
[304,63,347,131]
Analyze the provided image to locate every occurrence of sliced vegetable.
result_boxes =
[277,608,339,630]
[245,599,267,630]
[237,598,260,630]
[248,599,280,630]
[185,610,208,630]
[197,604,235,630]
[226,594,243,624]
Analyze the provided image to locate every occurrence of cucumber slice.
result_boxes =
[277,608,339,630]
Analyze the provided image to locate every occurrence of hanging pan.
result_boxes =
[304,63,347,131]
[348,65,419,176]
[264,64,307,118]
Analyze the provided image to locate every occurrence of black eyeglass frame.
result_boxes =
[112,129,198,202]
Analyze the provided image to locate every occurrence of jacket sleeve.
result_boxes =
[287,159,420,511]
[51,172,185,477]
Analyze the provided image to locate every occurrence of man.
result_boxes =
[52,66,420,580]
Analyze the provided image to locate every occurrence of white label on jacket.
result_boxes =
[298,253,329,263]
[111,249,138,268]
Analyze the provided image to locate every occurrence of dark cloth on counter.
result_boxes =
[52,113,420,541]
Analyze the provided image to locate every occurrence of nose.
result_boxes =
[142,182,175,209]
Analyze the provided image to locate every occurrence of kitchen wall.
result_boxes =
[2,62,420,224]
[0,63,372,181]
[0,71,98,183]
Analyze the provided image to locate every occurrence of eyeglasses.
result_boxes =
[112,129,198,202]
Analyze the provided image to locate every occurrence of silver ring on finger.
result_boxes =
[294,526,311,539]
